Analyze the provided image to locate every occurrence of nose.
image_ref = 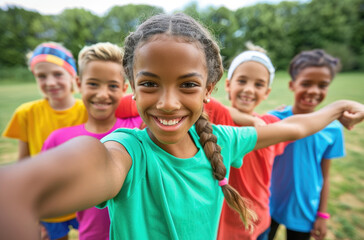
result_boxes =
[243,82,254,93]
[96,85,109,99]
[45,76,56,86]
[307,85,320,94]
[156,88,180,112]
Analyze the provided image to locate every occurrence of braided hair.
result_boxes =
[123,13,256,229]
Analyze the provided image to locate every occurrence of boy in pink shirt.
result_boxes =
[42,42,142,240]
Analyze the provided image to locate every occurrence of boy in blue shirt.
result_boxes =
[269,49,343,240]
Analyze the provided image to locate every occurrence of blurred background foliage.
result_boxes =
[0,0,363,79]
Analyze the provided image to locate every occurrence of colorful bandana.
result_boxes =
[29,43,77,76]
[227,50,275,87]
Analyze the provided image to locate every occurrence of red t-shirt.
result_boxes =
[116,95,287,239]
[217,114,288,239]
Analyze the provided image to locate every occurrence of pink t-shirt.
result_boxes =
[42,116,143,240]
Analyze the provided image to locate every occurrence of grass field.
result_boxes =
[0,71,363,239]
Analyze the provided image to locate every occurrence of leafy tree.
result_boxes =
[98,4,164,44]
[54,8,102,59]
[0,6,43,66]
[202,6,239,67]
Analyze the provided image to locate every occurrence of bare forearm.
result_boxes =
[318,159,331,213]
[318,178,329,213]
[1,136,114,219]
[282,100,350,138]
[255,100,364,150]
[228,106,266,126]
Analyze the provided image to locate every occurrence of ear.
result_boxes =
[205,83,215,100]
[289,80,294,91]
[122,82,129,94]
[76,76,82,91]
[225,78,231,93]
[262,87,272,100]
[225,79,231,101]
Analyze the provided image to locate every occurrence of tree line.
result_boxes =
[0,0,363,74]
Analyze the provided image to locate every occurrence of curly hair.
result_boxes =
[289,49,341,81]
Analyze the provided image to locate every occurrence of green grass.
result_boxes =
[1,71,364,239]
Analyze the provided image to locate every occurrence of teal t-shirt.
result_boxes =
[98,124,257,239]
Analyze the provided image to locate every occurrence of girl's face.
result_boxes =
[33,62,74,101]
[289,66,332,114]
[225,61,271,115]
[132,35,213,148]
[78,60,128,123]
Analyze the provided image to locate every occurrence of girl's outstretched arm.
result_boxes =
[0,136,131,240]
[254,100,364,150]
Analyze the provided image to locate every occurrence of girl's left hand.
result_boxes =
[310,218,327,240]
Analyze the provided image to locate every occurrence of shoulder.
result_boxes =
[268,106,292,119]
[72,99,86,109]
[115,116,143,129]
[15,99,47,112]
[50,124,85,137]
[102,128,144,144]
[259,114,281,124]
[43,124,85,150]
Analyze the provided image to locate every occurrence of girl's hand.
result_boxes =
[338,101,364,130]
[310,218,327,240]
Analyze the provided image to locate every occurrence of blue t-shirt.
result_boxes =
[269,106,345,232]
[98,125,257,239]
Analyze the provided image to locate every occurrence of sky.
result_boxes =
[0,0,306,16]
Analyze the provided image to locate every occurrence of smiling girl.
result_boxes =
[0,14,363,240]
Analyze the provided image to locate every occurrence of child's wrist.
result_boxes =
[317,211,330,219]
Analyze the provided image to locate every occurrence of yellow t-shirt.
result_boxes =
[2,98,88,222]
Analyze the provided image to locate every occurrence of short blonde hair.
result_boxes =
[78,42,124,78]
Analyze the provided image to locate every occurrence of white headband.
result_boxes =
[227,50,275,87]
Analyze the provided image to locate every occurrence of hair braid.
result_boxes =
[195,113,257,230]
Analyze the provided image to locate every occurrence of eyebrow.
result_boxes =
[136,71,159,79]
[86,78,120,84]
[136,71,203,80]
[178,73,203,80]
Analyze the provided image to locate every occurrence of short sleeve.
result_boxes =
[323,122,345,159]
[98,129,146,207]
[2,104,28,142]
[213,125,257,168]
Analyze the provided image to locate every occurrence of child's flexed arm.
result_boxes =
[254,100,364,150]
[0,136,131,240]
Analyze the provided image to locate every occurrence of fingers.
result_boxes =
[338,110,364,130]
[311,229,326,240]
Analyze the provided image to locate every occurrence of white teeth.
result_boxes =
[158,118,180,126]
[94,102,110,106]
[240,97,253,102]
